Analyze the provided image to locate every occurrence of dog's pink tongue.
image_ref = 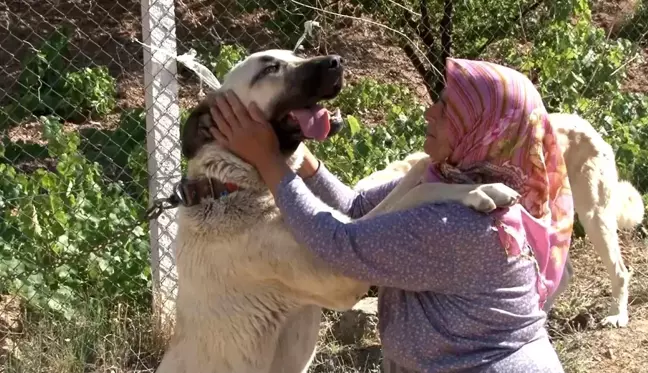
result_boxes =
[291,106,330,141]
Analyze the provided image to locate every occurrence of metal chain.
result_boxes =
[143,194,182,221]
[142,180,187,221]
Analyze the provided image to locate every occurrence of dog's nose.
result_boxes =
[327,55,343,69]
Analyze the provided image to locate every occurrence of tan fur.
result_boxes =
[549,113,644,327]
[354,151,429,191]
[357,113,646,328]
[156,50,520,373]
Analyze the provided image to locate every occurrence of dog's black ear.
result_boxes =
[181,102,214,159]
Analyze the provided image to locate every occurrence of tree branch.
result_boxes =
[399,8,435,99]
[472,0,545,57]
[418,0,435,49]
[401,40,435,99]
[399,1,453,100]
[435,0,453,96]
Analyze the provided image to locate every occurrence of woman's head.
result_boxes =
[425,58,570,217]
[424,59,547,166]
[423,91,451,162]
[424,58,574,307]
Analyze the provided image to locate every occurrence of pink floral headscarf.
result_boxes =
[425,58,574,309]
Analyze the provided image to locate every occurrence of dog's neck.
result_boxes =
[185,143,305,199]
[175,177,242,207]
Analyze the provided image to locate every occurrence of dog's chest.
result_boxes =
[174,207,285,283]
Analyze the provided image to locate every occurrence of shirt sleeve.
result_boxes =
[276,172,503,293]
[302,163,401,219]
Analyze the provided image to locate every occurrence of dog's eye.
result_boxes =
[262,64,280,75]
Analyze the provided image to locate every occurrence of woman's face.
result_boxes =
[423,93,452,162]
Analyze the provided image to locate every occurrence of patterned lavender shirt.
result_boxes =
[275,164,564,373]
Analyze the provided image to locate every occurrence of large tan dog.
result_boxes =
[154,49,520,373]
[357,113,645,328]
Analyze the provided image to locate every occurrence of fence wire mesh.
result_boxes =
[0,0,647,372]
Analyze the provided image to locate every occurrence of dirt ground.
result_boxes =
[547,235,648,373]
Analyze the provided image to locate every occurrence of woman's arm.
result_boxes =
[304,162,401,219]
[299,148,402,219]
[207,94,503,293]
[276,171,501,293]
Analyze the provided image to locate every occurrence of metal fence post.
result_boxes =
[141,0,181,326]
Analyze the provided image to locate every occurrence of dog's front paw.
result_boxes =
[601,310,629,328]
[462,183,520,213]
[462,190,497,212]
[478,183,520,208]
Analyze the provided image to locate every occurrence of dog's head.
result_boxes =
[182,49,345,187]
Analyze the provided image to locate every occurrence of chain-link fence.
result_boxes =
[0,0,647,372]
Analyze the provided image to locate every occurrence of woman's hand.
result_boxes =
[208,90,281,168]
[208,90,292,195]
[297,146,321,179]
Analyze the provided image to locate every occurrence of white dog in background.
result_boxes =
[357,112,645,328]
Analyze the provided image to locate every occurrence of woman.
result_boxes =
[208,58,573,373]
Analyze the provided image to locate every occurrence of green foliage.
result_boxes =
[80,106,193,198]
[507,9,633,109]
[310,79,425,185]
[495,3,648,192]
[191,42,247,81]
[339,0,579,94]
[0,117,150,319]
[332,79,416,116]
[80,108,148,194]
[1,27,117,127]
[236,0,319,46]
[59,67,117,120]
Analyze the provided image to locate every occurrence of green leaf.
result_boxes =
[347,115,361,135]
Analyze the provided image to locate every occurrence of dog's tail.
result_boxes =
[616,180,645,230]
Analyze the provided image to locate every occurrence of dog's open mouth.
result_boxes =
[288,105,343,141]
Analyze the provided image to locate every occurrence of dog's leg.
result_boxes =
[355,151,428,191]
[365,157,431,216]
[459,183,522,212]
[369,182,520,216]
[366,155,520,217]
[269,305,321,373]
[579,211,631,327]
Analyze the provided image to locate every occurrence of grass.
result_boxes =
[1,302,168,373]
[1,235,647,373]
